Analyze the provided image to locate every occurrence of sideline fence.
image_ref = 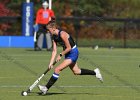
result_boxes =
[0,16,140,48]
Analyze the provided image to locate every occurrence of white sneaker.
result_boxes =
[94,68,103,82]
[38,85,48,94]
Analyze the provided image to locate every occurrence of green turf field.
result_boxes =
[0,47,140,100]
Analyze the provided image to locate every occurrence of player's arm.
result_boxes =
[35,9,41,24]
[49,40,57,69]
[60,31,71,56]
[50,9,55,21]
[55,31,71,62]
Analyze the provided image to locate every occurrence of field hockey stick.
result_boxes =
[34,31,37,49]
[33,24,39,42]
[33,31,37,42]
[21,61,57,96]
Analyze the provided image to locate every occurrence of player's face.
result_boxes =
[48,27,55,35]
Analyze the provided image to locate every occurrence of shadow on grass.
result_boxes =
[29,92,97,96]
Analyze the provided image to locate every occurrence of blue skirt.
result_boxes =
[65,46,79,63]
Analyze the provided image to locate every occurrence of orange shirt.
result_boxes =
[35,8,55,24]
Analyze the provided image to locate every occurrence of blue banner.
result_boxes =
[22,2,34,36]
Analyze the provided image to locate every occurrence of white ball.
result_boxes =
[23,91,28,96]
[94,45,99,50]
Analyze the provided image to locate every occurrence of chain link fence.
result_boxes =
[0,16,140,48]
[58,17,140,48]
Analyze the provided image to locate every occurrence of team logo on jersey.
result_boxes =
[43,11,49,18]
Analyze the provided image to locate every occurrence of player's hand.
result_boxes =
[51,17,55,21]
[33,24,39,32]
[56,55,61,62]
[48,63,54,70]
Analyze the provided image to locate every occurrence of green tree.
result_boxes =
[74,0,110,16]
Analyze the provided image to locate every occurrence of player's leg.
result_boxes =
[45,32,52,51]
[38,59,72,94]
[34,32,42,51]
[69,63,95,75]
[45,59,72,88]
[69,63,103,82]
[37,33,44,50]
[34,32,38,50]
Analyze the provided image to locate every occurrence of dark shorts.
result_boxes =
[65,46,79,63]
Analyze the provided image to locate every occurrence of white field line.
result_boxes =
[0,76,36,79]
[0,54,50,57]
[1,54,140,58]
[0,59,49,62]
[0,59,139,62]
[0,85,140,88]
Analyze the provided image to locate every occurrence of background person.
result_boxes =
[34,1,55,51]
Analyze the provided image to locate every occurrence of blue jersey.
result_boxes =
[52,30,79,63]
